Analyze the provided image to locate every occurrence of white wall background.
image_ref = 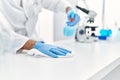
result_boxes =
[37,9,54,43]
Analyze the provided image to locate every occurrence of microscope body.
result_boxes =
[75,25,98,42]
[75,5,98,42]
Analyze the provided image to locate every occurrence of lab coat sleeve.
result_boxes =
[41,0,71,13]
[0,12,29,54]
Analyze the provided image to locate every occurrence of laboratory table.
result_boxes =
[0,39,120,80]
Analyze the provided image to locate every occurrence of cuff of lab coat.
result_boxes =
[12,34,30,53]
[55,0,71,13]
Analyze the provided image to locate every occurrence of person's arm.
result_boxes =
[41,0,71,13]
[66,7,71,13]
[20,39,36,50]
[0,11,30,53]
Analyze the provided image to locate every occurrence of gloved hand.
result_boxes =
[63,9,80,37]
[34,41,71,58]
[67,9,80,26]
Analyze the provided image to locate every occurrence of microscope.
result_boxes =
[75,5,98,42]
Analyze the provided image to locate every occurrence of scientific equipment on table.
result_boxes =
[64,24,76,37]
[98,29,112,40]
[99,0,112,40]
[75,5,98,42]
[117,28,120,41]
[113,21,120,41]
[75,25,98,42]
[76,5,97,23]
[63,9,80,37]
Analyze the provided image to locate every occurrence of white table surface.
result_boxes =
[0,39,120,80]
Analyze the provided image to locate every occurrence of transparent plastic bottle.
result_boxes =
[114,21,120,41]
[0,38,3,55]
[117,28,120,41]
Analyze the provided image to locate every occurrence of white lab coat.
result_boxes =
[0,0,71,54]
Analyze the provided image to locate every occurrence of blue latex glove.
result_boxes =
[67,9,80,26]
[34,41,71,58]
